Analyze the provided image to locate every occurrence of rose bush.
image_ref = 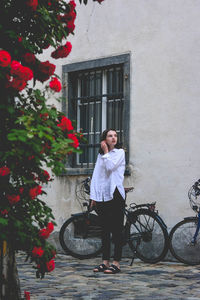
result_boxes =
[0,0,105,297]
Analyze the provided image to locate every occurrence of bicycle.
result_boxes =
[59,177,169,264]
[169,179,200,265]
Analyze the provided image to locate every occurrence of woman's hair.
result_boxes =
[98,129,123,154]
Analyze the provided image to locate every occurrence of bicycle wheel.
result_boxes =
[169,217,200,265]
[59,213,102,259]
[127,209,169,263]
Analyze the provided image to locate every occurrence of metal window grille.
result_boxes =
[71,64,124,168]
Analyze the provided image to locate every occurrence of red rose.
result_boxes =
[6,194,20,205]
[49,77,62,92]
[46,259,55,272]
[10,61,33,81]
[47,222,54,233]
[32,246,44,257]
[39,113,49,121]
[19,66,33,81]
[10,60,22,76]
[0,50,11,67]
[39,228,50,239]
[67,21,75,34]
[29,185,42,200]
[64,41,72,55]
[51,46,65,59]
[57,116,74,131]
[62,11,76,23]
[51,41,72,59]
[43,170,50,181]
[24,53,36,64]
[38,170,50,182]
[69,0,76,10]
[24,291,30,300]
[1,209,8,216]
[37,61,56,82]
[38,61,55,75]
[0,166,10,176]
[9,79,27,91]
[18,37,22,42]
[68,133,79,148]
[26,0,38,10]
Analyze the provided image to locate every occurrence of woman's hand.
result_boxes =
[90,200,96,209]
[101,140,109,154]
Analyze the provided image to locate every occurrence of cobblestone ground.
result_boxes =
[17,253,200,300]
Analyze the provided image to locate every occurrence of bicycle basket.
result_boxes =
[74,215,101,238]
[188,180,200,211]
[74,217,87,238]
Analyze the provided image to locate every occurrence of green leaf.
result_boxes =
[0,218,8,226]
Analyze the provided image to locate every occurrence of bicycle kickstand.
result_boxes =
[130,239,140,266]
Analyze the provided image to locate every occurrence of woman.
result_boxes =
[90,129,126,274]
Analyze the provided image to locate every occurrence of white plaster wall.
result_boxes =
[41,0,200,231]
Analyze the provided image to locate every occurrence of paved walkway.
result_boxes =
[17,253,200,300]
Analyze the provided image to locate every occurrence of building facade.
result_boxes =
[42,0,200,249]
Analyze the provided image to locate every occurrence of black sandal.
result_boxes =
[104,264,121,274]
[93,263,108,272]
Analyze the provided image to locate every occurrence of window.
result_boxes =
[62,54,130,174]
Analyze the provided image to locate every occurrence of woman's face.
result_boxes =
[105,130,118,149]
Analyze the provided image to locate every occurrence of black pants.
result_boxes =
[96,188,125,261]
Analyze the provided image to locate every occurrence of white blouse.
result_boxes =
[90,148,125,202]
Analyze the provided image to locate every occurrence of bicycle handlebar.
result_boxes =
[81,177,91,184]
[194,180,200,191]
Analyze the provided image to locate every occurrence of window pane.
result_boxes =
[72,64,124,167]
[79,100,101,133]
[106,66,124,136]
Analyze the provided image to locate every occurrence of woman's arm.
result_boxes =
[101,149,125,172]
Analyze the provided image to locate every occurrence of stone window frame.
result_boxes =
[62,53,131,175]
